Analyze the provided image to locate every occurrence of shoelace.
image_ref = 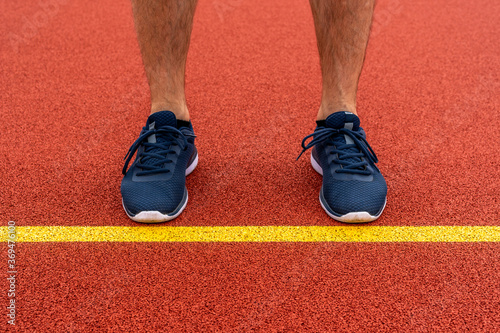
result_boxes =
[297,127,378,175]
[122,126,193,176]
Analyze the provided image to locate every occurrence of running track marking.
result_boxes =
[1,226,499,242]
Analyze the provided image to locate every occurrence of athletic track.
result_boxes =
[1,0,499,331]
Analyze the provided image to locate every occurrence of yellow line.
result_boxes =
[1,226,499,242]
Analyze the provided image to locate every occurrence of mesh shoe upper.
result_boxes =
[121,111,197,216]
[299,111,387,216]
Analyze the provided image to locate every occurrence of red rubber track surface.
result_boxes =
[16,243,500,331]
[1,0,499,331]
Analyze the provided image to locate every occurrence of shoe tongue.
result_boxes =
[145,111,177,146]
[147,111,177,129]
[141,111,178,167]
[325,111,360,131]
[325,112,363,167]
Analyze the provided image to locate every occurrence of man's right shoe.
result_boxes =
[298,111,387,223]
[121,111,198,223]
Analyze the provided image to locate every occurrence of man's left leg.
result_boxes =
[299,0,387,223]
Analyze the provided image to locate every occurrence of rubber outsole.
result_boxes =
[123,153,199,223]
[311,153,386,223]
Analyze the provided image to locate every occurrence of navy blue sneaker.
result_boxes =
[298,111,387,223]
[121,111,198,223]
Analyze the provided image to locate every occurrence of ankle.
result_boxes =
[316,102,357,120]
[151,102,190,121]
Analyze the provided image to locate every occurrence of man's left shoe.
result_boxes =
[298,111,387,223]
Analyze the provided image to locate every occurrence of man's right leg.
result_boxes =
[131,0,198,120]
[298,0,387,223]
[121,0,199,223]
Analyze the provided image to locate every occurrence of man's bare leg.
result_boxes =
[131,0,198,120]
[121,0,199,224]
[309,0,375,119]
[300,0,386,224]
